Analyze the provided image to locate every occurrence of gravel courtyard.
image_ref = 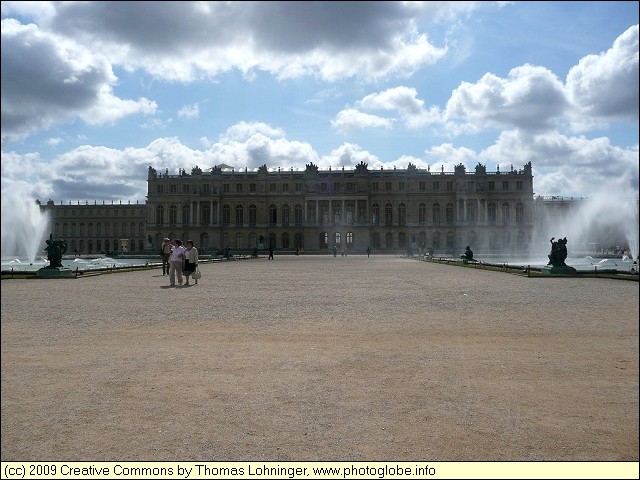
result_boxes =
[1,255,638,461]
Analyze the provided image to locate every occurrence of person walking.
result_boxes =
[169,239,186,286]
[367,246,371,258]
[183,240,199,285]
[268,245,274,260]
[161,238,172,275]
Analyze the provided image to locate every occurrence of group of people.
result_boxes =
[161,237,199,286]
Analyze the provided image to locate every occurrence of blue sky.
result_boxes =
[1,1,638,208]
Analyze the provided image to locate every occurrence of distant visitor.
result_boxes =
[461,245,474,263]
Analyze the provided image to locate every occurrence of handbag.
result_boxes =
[192,266,202,280]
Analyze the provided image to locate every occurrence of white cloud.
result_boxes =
[355,86,442,129]
[566,24,639,129]
[331,109,395,134]
[444,64,567,132]
[177,103,200,120]
[0,19,156,145]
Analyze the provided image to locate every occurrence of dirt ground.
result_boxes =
[1,255,638,461]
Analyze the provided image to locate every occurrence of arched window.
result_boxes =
[385,232,393,248]
[432,231,441,249]
[445,203,454,225]
[501,203,510,225]
[488,203,497,224]
[201,203,211,225]
[418,203,427,225]
[281,232,290,249]
[467,200,476,223]
[432,203,440,225]
[334,232,341,246]
[249,204,257,226]
[169,205,178,225]
[282,204,290,226]
[502,231,511,249]
[398,203,406,226]
[222,205,231,226]
[385,203,393,226]
[269,204,277,225]
[372,232,381,249]
[156,206,164,226]
[235,205,244,226]
[515,202,524,224]
[182,205,190,225]
[236,232,243,248]
[346,206,354,224]
[371,204,380,225]
[319,231,328,249]
[398,232,407,247]
[418,231,426,247]
[332,204,341,224]
[446,231,455,251]
[467,231,477,247]
[294,204,303,225]
[308,203,316,222]
[489,231,498,250]
[346,232,353,246]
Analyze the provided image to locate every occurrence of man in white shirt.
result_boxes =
[169,239,186,286]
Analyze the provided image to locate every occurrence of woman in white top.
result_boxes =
[183,240,199,285]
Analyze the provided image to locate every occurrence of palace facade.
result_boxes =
[143,161,535,255]
[44,161,624,257]
[40,199,147,255]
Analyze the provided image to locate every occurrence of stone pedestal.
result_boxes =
[36,267,74,279]
[541,265,578,276]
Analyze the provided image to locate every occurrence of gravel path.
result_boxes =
[1,255,638,461]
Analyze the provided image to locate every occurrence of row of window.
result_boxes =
[53,222,146,237]
[155,202,527,226]
[51,209,145,217]
[64,239,145,254]
[154,180,526,194]
[180,229,529,251]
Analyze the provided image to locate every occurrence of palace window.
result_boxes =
[385,203,393,226]
[235,205,244,226]
[419,203,427,225]
[222,205,231,226]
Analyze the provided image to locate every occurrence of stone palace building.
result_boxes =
[40,160,541,256]
[44,159,627,257]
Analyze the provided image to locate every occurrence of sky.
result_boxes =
[1,1,638,209]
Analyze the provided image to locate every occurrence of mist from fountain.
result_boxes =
[1,190,50,264]
[533,185,639,262]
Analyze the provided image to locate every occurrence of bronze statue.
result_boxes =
[44,233,67,268]
[547,237,568,267]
